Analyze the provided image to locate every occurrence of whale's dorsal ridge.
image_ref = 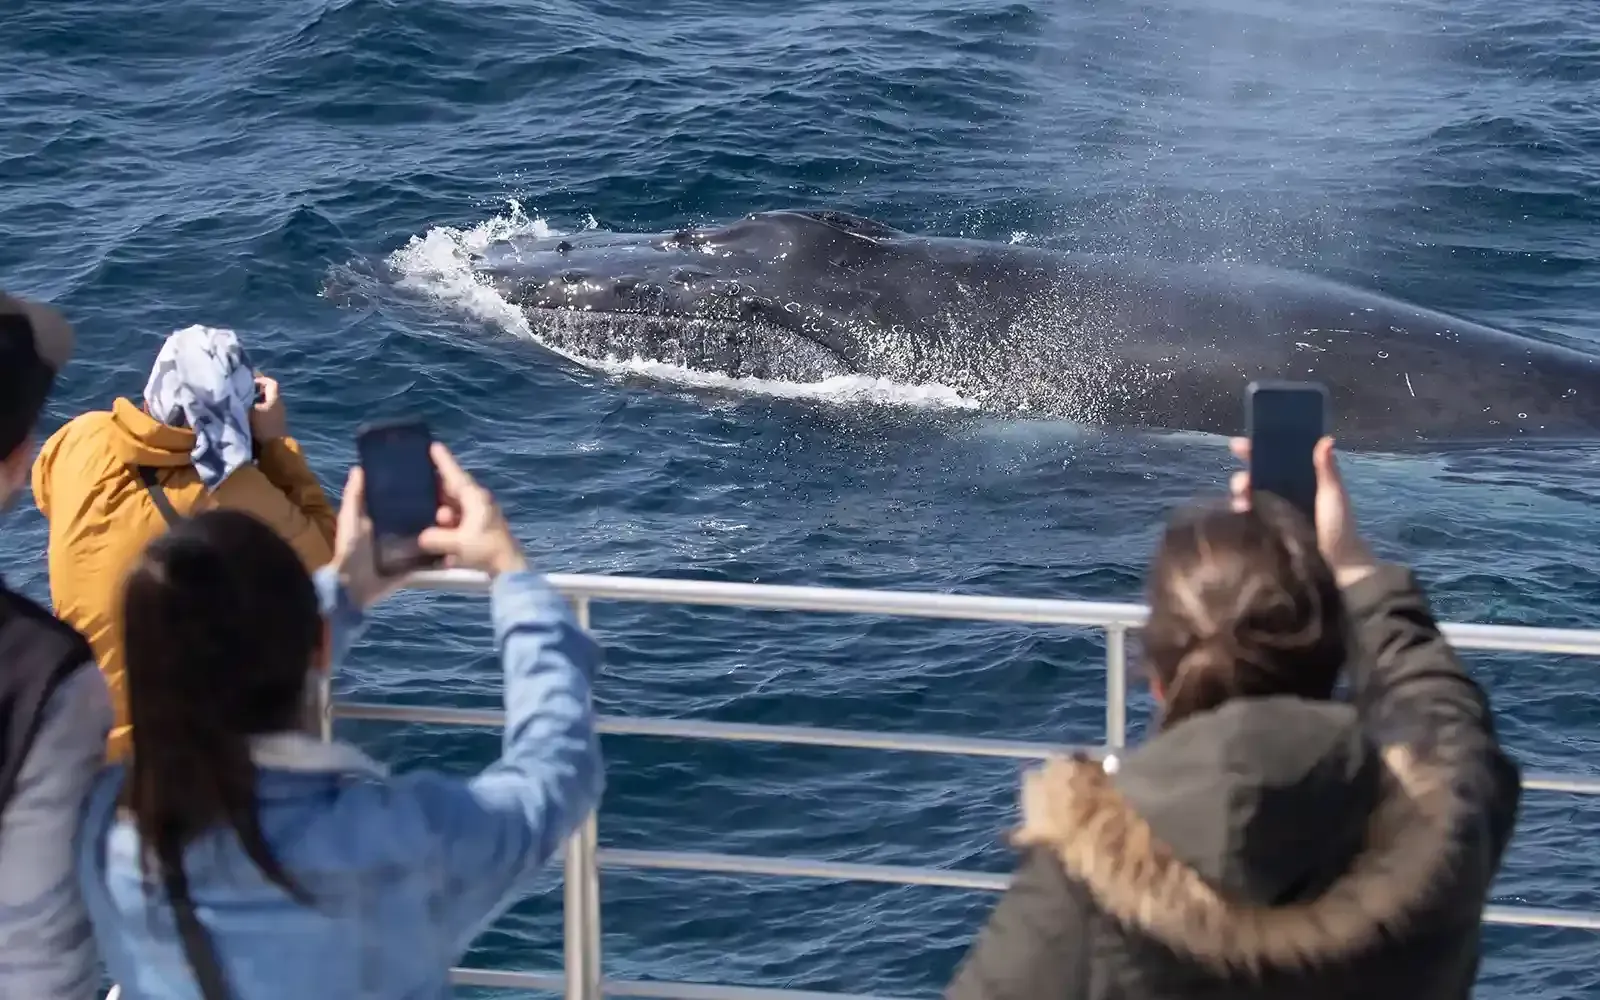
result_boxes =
[775,209,905,242]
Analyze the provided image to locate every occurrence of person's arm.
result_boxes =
[212,463,335,571]
[1342,565,1522,858]
[312,565,373,668]
[28,419,75,520]
[255,437,338,551]
[244,376,337,557]
[1226,435,1519,861]
[396,569,604,954]
[946,849,1092,1000]
[0,664,112,1000]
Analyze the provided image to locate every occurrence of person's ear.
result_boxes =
[0,435,34,505]
[1149,676,1166,704]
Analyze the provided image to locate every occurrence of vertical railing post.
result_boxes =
[316,671,333,742]
[1105,625,1127,751]
[565,596,603,1000]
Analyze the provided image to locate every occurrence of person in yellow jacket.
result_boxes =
[30,325,337,762]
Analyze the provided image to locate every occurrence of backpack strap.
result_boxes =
[135,466,184,527]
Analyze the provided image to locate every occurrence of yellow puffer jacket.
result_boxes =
[30,397,337,762]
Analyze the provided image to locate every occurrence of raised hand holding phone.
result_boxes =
[416,443,527,577]
[250,374,287,442]
[331,465,404,610]
[335,426,527,607]
[1228,435,1378,589]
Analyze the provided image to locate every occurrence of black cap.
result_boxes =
[0,292,75,458]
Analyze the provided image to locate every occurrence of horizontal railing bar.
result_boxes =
[1482,906,1600,930]
[601,848,1008,890]
[411,569,1147,628]
[1443,624,1600,656]
[404,569,1600,656]
[1523,773,1600,795]
[449,968,896,1000]
[450,968,563,991]
[599,848,1600,930]
[600,717,1081,759]
[333,703,501,727]
[334,702,1084,760]
[332,703,1600,793]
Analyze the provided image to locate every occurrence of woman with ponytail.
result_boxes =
[75,443,604,999]
[946,438,1521,1000]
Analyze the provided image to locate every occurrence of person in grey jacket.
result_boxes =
[946,437,1521,1000]
[0,292,113,1000]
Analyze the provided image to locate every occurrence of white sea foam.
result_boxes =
[386,201,980,411]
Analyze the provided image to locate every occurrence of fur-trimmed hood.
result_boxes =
[1016,696,1464,974]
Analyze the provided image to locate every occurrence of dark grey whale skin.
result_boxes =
[472,209,1600,446]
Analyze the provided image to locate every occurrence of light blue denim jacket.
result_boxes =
[76,567,604,999]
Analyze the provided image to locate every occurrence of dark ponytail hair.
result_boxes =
[1142,492,1348,729]
[120,510,321,905]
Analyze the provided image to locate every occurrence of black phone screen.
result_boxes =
[356,419,441,575]
[1247,382,1327,523]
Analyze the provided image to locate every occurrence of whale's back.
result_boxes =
[1059,258,1600,443]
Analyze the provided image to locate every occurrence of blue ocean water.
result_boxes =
[4,0,1600,995]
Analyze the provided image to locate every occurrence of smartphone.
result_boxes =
[355,418,443,576]
[1246,380,1327,524]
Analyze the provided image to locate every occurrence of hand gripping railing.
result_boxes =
[325,569,1600,1000]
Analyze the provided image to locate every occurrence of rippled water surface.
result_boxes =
[4,0,1600,995]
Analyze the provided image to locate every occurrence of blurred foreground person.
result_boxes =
[32,324,336,760]
[76,443,603,999]
[0,292,112,1000]
[946,438,1521,1000]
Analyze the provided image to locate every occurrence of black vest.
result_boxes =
[0,578,92,813]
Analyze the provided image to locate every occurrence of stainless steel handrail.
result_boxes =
[407,568,1600,655]
[449,967,900,1000]
[331,570,1600,1000]
[333,702,1599,795]
[335,702,1097,760]
[596,847,1600,929]
[565,598,602,1000]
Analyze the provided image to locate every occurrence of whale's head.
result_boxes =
[470,210,912,380]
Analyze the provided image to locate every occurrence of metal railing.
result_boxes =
[326,568,1600,1000]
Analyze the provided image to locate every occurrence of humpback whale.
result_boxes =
[469,209,1600,444]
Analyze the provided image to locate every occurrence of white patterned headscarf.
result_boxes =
[143,325,257,491]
